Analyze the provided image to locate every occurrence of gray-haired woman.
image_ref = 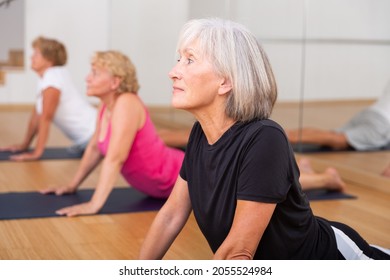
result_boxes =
[139,18,389,260]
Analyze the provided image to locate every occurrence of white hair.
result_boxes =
[177,18,277,121]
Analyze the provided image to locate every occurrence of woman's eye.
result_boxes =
[175,55,193,64]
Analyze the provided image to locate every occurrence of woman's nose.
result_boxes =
[85,73,91,82]
[168,63,181,80]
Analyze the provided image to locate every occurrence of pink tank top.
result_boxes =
[97,104,185,198]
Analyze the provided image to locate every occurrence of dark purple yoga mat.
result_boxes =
[304,189,356,201]
[291,143,354,153]
[0,187,166,220]
[292,142,390,153]
[0,147,83,161]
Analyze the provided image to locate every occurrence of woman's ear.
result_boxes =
[111,76,122,91]
[218,78,232,96]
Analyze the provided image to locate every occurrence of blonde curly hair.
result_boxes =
[91,50,140,94]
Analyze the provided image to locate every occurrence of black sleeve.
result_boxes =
[237,125,293,203]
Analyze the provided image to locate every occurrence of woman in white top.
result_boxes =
[0,36,96,161]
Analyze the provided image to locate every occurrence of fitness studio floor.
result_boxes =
[0,100,389,259]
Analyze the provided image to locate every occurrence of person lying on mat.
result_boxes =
[286,80,390,151]
[139,18,390,260]
[41,50,184,217]
[0,36,97,161]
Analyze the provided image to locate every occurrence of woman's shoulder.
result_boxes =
[115,93,144,109]
[42,66,68,80]
[116,92,142,102]
[234,119,289,148]
[44,66,67,75]
[113,94,146,123]
[239,119,286,135]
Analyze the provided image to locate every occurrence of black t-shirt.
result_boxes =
[180,119,339,259]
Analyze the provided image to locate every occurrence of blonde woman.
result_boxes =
[41,50,184,217]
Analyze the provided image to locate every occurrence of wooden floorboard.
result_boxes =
[0,100,388,259]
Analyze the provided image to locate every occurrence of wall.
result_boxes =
[0,0,109,103]
[1,0,389,105]
[109,0,189,105]
[229,0,390,101]
[0,0,24,61]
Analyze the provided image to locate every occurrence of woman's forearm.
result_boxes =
[89,157,123,210]
[32,116,51,156]
[69,142,102,189]
[139,177,192,259]
[139,205,190,259]
[21,109,40,149]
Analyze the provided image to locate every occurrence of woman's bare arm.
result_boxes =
[139,176,192,259]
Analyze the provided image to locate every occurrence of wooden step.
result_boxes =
[0,70,5,85]
[8,49,24,67]
[0,49,25,86]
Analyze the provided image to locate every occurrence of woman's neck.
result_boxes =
[37,64,53,77]
[101,92,118,112]
[196,111,236,145]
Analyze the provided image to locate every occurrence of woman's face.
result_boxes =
[85,65,118,97]
[31,47,52,75]
[168,40,227,112]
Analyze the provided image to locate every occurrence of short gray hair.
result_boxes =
[177,18,277,121]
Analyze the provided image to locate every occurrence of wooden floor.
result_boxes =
[0,100,389,259]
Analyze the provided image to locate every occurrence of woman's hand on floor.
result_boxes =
[55,201,100,217]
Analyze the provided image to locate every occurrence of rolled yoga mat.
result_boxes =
[0,147,83,161]
[0,187,166,220]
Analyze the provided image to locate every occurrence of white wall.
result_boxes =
[229,0,390,101]
[0,0,24,61]
[109,0,189,105]
[0,0,109,103]
[1,0,390,105]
